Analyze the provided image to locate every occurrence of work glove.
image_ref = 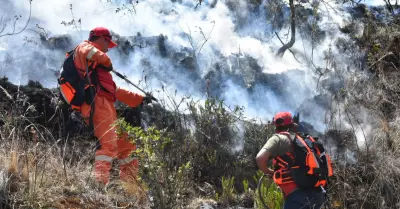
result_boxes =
[143,93,157,104]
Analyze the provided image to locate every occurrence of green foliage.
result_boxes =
[216,176,237,205]
[254,171,284,209]
[115,119,171,174]
[114,119,193,208]
[206,149,217,165]
[113,96,280,208]
[186,97,248,183]
[220,176,237,204]
[243,179,249,192]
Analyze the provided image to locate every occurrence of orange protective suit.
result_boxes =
[74,39,144,185]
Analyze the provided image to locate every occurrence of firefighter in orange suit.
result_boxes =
[72,27,154,185]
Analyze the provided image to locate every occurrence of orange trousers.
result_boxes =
[81,95,138,185]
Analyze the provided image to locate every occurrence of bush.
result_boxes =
[254,171,283,209]
[115,119,195,208]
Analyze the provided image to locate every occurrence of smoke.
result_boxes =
[231,120,245,153]
[0,0,358,139]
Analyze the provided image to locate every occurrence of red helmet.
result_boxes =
[89,27,118,48]
[273,112,294,127]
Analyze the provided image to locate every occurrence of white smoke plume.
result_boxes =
[0,0,364,136]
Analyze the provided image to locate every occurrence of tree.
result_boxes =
[276,0,295,57]
[0,0,32,38]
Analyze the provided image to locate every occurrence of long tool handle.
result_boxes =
[111,70,147,94]
[257,175,271,209]
[111,69,158,102]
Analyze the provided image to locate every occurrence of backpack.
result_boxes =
[57,48,96,112]
[290,133,333,189]
[273,132,333,189]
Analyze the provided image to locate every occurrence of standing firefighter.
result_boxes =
[256,112,333,209]
[58,27,155,185]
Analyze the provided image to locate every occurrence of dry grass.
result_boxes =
[322,11,400,208]
[0,113,151,209]
[186,198,218,209]
[329,149,400,209]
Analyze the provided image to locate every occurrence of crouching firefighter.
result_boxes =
[256,112,333,209]
[58,27,156,185]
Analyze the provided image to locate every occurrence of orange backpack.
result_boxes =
[57,48,96,112]
[273,132,333,189]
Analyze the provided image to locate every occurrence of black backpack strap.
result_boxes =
[274,133,295,167]
[83,60,95,134]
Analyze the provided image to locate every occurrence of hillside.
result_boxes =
[1,0,400,208]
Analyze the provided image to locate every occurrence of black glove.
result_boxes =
[143,93,157,104]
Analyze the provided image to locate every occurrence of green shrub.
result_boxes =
[218,176,237,205]
[254,171,284,209]
[115,119,194,208]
